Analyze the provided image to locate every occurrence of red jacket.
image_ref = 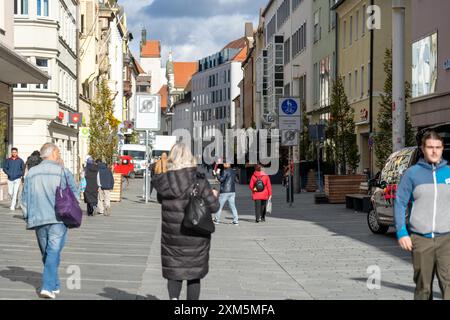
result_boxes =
[249,171,272,201]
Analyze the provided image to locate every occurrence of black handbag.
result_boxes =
[183,180,215,236]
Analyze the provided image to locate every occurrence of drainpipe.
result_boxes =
[369,0,374,177]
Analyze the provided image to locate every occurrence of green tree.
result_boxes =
[328,76,360,174]
[374,49,415,169]
[299,100,312,160]
[89,81,121,165]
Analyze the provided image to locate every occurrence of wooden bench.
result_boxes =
[345,182,372,213]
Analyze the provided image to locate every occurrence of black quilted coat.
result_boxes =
[153,167,219,280]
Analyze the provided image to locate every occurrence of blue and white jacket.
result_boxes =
[395,158,450,239]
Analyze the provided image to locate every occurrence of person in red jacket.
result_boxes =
[249,164,272,223]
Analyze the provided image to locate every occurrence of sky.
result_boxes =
[119,0,268,64]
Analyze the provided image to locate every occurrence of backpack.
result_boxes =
[255,176,265,192]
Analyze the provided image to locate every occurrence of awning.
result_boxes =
[0,42,49,85]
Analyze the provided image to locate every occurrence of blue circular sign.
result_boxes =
[281,99,298,115]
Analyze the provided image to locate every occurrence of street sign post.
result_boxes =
[278,98,301,206]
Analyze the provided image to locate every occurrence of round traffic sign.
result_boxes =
[281,99,298,115]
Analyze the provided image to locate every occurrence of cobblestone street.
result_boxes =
[0,177,441,300]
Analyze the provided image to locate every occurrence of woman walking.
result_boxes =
[153,143,219,300]
[249,164,272,223]
[84,157,99,216]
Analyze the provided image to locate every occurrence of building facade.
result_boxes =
[334,0,412,173]
[191,37,246,145]
[0,0,49,169]
[13,0,79,174]
[410,0,450,129]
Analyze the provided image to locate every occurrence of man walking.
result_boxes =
[96,160,114,216]
[214,163,239,225]
[21,143,78,299]
[395,131,450,300]
[3,148,25,211]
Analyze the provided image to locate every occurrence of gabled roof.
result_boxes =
[158,85,168,109]
[173,62,198,89]
[222,37,247,51]
[232,47,248,62]
[141,40,161,58]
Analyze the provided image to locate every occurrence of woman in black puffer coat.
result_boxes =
[84,159,99,216]
[153,143,219,300]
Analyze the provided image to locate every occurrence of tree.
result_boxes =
[89,81,121,165]
[328,76,360,174]
[299,100,312,161]
[374,49,415,169]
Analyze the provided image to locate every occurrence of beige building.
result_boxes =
[334,0,412,173]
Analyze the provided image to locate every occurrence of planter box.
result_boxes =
[324,174,367,204]
[0,171,7,201]
[110,173,123,202]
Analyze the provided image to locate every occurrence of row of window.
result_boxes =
[13,57,49,90]
[292,22,307,58]
[14,0,49,17]
[200,123,230,138]
[208,70,231,88]
[342,62,371,101]
[342,4,367,49]
[277,0,290,30]
[194,106,230,122]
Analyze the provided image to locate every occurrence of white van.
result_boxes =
[120,144,148,177]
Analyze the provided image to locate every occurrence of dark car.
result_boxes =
[368,123,450,234]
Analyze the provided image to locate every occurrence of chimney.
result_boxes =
[244,22,254,49]
[141,28,147,47]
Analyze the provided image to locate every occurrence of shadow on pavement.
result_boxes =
[98,287,159,300]
[351,277,441,299]
[0,266,41,291]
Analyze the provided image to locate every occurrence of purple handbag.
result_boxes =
[55,169,82,228]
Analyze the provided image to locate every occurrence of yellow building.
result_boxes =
[333,0,412,173]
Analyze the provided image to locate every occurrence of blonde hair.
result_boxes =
[167,143,197,171]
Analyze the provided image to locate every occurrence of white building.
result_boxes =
[108,14,123,121]
[258,0,313,128]
[13,0,79,174]
[0,0,49,171]
[191,37,247,141]
[139,29,166,95]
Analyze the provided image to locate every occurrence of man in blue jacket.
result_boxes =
[213,163,239,225]
[21,143,78,299]
[3,147,25,211]
[395,131,450,300]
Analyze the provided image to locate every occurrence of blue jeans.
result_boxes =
[215,192,238,223]
[35,223,67,292]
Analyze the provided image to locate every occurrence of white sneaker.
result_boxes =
[39,290,56,299]
[53,289,60,295]
[9,206,15,211]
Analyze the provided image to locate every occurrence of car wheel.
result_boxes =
[129,172,136,179]
[367,209,389,234]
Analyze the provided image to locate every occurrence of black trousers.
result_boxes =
[87,202,97,216]
[167,279,201,300]
[255,200,267,221]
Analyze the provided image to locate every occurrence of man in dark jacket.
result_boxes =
[213,163,239,225]
[96,160,114,216]
[3,148,25,211]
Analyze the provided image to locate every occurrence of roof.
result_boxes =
[232,47,248,62]
[173,62,198,88]
[262,0,276,17]
[141,40,161,58]
[158,85,168,109]
[222,37,247,51]
[0,42,49,85]
[331,0,346,10]
[134,58,145,75]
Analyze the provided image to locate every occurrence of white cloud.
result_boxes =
[119,0,263,63]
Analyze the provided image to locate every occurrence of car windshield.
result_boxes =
[123,150,145,160]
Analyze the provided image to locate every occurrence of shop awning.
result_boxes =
[0,42,49,85]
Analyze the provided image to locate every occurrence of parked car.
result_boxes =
[367,123,450,234]
[114,155,135,179]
